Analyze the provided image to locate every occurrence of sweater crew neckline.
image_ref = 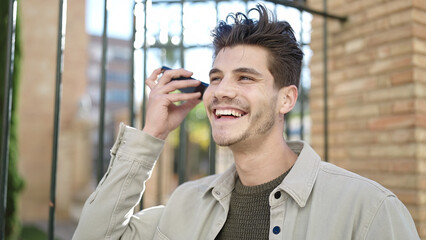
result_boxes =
[234,168,291,195]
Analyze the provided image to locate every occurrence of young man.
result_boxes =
[73,5,419,239]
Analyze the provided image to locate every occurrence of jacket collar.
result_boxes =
[203,141,321,207]
[279,141,321,207]
[203,164,237,200]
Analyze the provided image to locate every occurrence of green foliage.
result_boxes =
[0,1,25,239]
[19,226,49,240]
[186,102,210,150]
[19,225,61,240]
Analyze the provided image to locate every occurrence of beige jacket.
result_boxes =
[73,124,419,240]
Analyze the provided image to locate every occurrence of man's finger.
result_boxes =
[146,68,163,89]
[157,68,194,87]
[160,79,201,94]
[179,98,202,112]
[165,91,202,103]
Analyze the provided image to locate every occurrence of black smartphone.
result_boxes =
[161,66,208,99]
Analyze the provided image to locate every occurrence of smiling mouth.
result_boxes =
[214,109,247,119]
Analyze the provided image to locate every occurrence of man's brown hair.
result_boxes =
[212,4,304,89]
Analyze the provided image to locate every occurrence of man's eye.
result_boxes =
[239,76,253,81]
[210,77,221,83]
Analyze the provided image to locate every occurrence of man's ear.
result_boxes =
[278,85,298,115]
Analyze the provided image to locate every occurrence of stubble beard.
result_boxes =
[213,105,276,147]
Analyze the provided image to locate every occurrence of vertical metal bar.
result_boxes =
[48,0,67,239]
[141,0,147,131]
[323,0,329,162]
[177,0,187,184]
[0,0,17,238]
[97,0,109,182]
[129,1,136,127]
[208,132,216,175]
[284,114,290,139]
[140,0,148,210]
[177,118,186,182]
[299,3,305,141]
[273,2,277,17]
[209,0,219,176]
[215,0,219,24]
[156,153,162,204]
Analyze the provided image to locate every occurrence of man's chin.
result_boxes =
[212,136,234,147]
[212,137,231,147]
[212,133,247,147]
[216,141,232,147]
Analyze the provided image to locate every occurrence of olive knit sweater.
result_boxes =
[215,170,289,239]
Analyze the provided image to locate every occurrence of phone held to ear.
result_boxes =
[161,66,208,99]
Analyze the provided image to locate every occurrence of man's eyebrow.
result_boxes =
[209,67,262,76]
[209,68,222,76]
[233,67,262,76]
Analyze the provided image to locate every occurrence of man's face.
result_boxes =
[203,45,281,147]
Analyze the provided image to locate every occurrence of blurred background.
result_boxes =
[1,0,425,239]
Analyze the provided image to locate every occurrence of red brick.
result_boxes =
[368,114,416,130]
[414,0,426,11]
[414,54,426,68]
[417,220,426,238]
[339,158,418,174]
[416,100,426,114]
[392,99,416,114]
[368,55,412,74]
[334,105,379,120]
[364,84,414,103]
[362,172,417,189]
[417,116,426,128]
[413,8,426,24]
[395,189,420,207]
[414,68,426,83]
[415,83,426,98]
[418,207,426,223]
[414,23,426,39]
[367,24,412,46]
[366,0,411,21]
[328,93,364,108]
[414,38,426,54]
[391,69,414,85]
[332,76,376,95]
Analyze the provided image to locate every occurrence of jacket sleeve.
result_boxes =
[73,123,165,240]
[365,195,420,240]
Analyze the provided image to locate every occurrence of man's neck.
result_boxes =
[230,133,297,187]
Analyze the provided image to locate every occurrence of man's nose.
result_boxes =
[214,78,237,100]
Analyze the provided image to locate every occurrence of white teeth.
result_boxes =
[215,109,243,117]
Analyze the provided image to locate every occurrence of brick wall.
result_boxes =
[308,0,426,237]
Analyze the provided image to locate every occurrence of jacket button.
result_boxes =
[274,191,281,199]
[273,226,281,234]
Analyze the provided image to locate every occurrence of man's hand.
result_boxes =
[143,68,202,140]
